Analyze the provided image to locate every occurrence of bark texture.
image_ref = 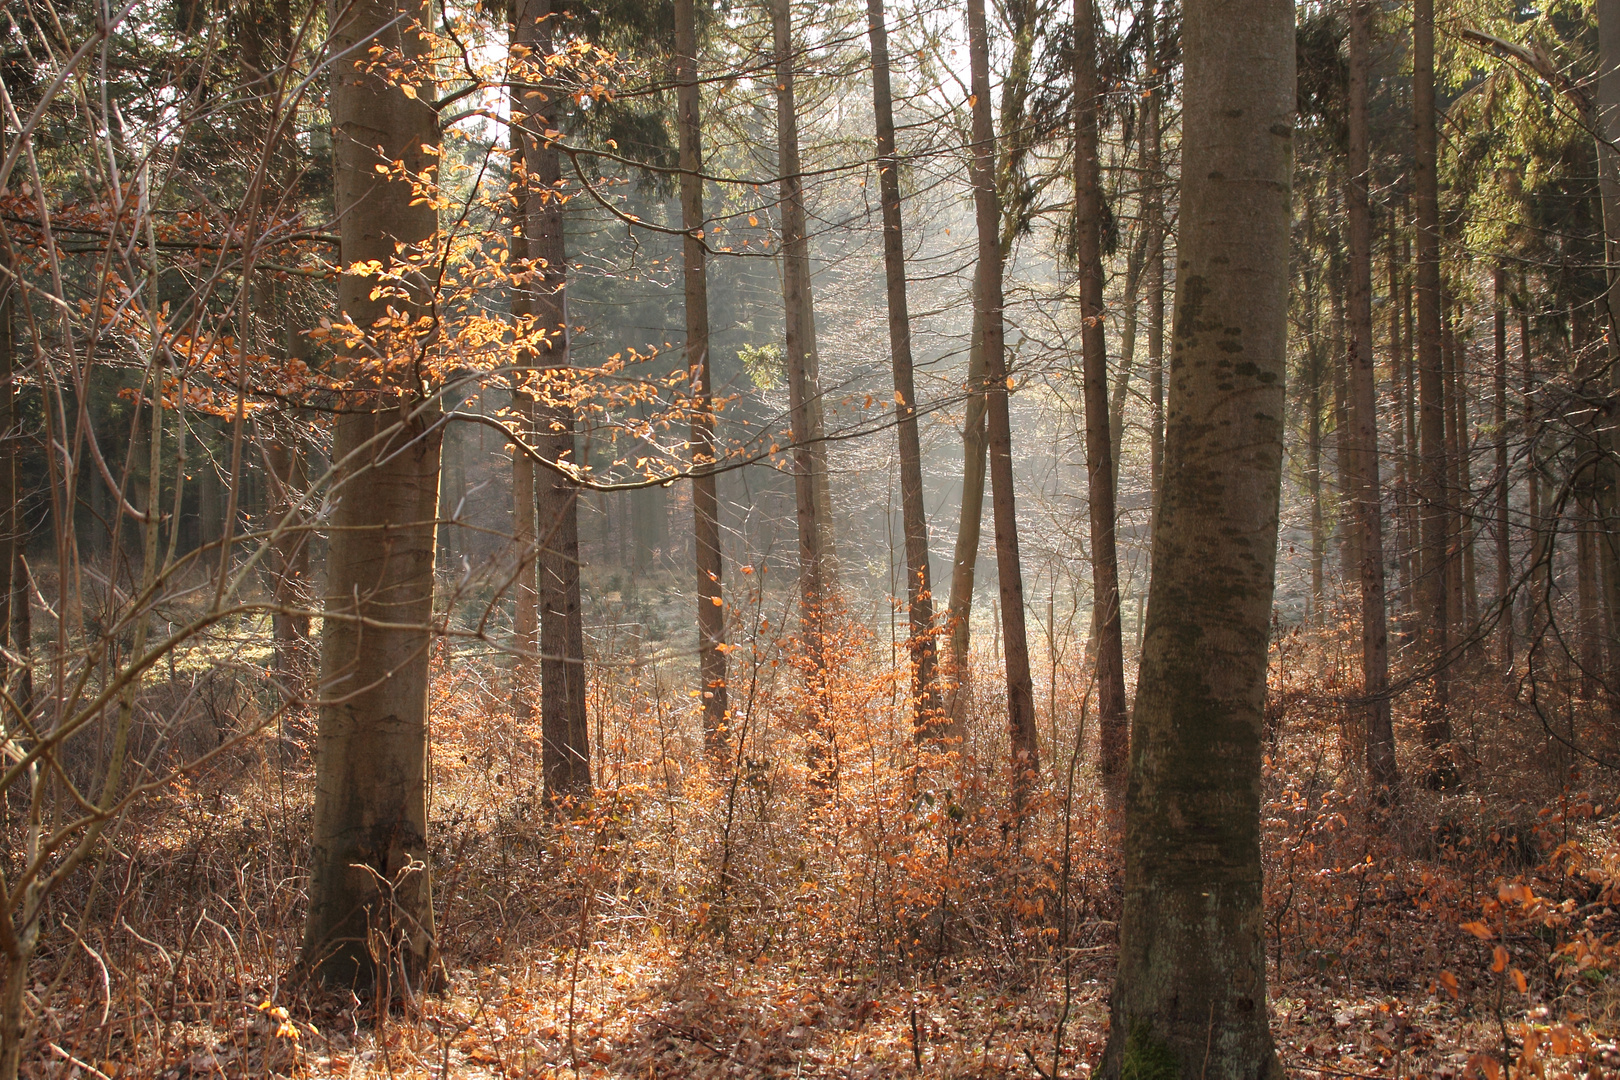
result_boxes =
[1099,0,1293,1074]
[303,0,441,987]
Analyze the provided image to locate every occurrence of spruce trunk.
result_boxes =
[1347,2,1396,798]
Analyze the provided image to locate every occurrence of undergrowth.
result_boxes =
[11,604,1620,1079]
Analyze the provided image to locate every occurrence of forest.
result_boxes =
[0,0,1618,1075]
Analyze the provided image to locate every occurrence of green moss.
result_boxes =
[1121,1022,1180,1080]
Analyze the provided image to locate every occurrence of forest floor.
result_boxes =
[21,624,1620,1079]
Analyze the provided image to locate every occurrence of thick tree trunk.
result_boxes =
[1347,2,1396,799]
[1414,0,1453,764]
[1074,0,1128,812]
[302,0,441,988]
[967,0,1039,813]
[867,0,942,735]
[675,0,729,752]
[516,0,590,800]
[1099,0,1293,1072]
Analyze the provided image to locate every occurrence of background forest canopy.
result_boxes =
[1,0,1620,1076]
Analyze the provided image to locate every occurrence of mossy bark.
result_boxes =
[1099,0,1292,1074]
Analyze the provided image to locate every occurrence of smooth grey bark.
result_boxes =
[866,0,942,735]
[1074,0,1127,811]
[1099,0,1293,1074]
[675,0,729,752]
[1346,2,1396,798]
[1414,0,1453,761]
[516,0,590,800]
[303,0,442,988]
[967,0,1039,812]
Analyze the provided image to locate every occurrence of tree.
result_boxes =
[1413,0,1453,767]
[1346,0,1396,798]
[1100,0,1293,1072]
[516,0,591,800]
[866,0,942,735]
[301,0,443,988]
[675,0,729,752]
[772,0,837,626]
[1073,0,1128,812]
[967,0,1039,812]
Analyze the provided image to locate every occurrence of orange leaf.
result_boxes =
[1439,970,1460,998]
[1462,921,1495,940]
[1512,968,1528,993]
[1492,945,1509,973]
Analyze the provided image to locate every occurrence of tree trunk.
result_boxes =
[1145,0,1166,506]
[772,0,836,768]
[1522,308,1544,647]
[1074,0,1128,812]
[1593,0,1620,712]
[1346,2,1396,799]
[1494,267,1512,668]
[1099,0,1293,1070]
[867,0,942,735]
[946,315,989,721]
[967,0,1039,813]
[517,0,590,799]
[1331,238,1353,583]
[510,116,539,724]
[1452,297,1480,644]
[1414,0,1453,764]
[675,0,729,752]
[302,0,441,987]
[265,439,313,688]
[0,219,15,1080]
[772,0,835,594]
